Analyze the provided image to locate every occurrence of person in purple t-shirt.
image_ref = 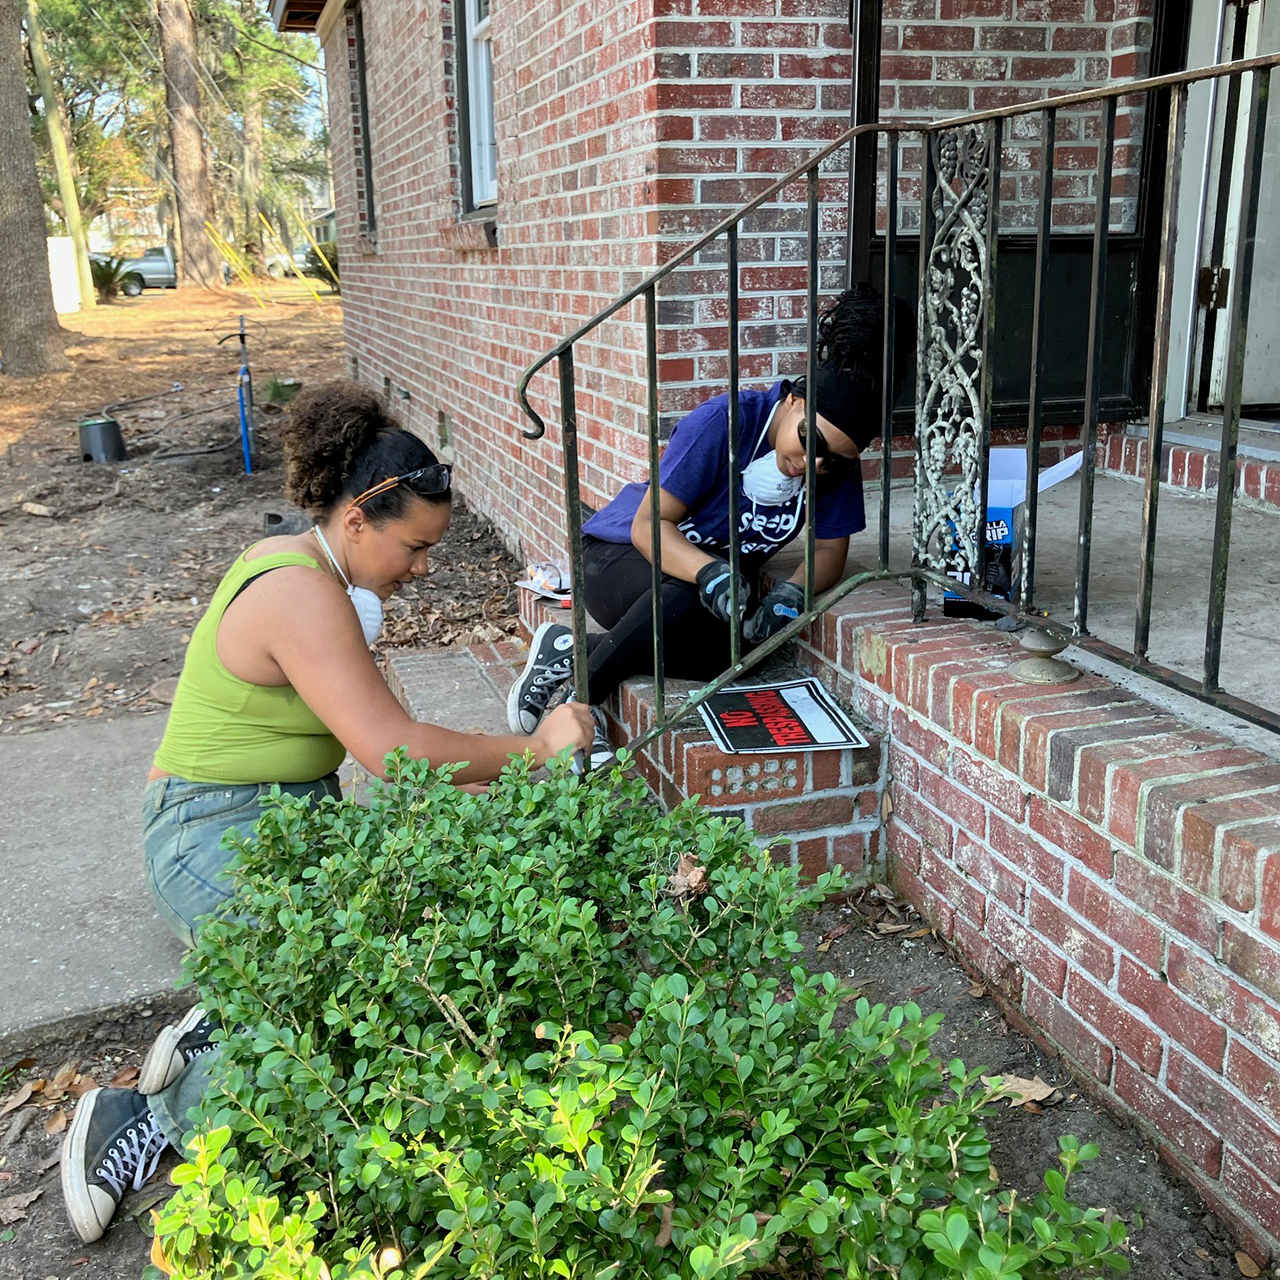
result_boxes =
[508,285,912,767]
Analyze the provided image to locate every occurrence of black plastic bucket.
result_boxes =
[79,416,128,463]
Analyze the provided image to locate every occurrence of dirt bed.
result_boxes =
[1,887,1263,1279]
[800,888,1262,1280]
[0,285,522,739]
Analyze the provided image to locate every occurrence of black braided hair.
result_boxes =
[815,283,916,404]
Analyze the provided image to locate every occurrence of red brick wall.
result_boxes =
[795,582,1280,1261]
[1099,431,1280,513]
[321,0,663,561]
[324,0,1149,560]
[649,0,854,429]
[878,0,1155,234]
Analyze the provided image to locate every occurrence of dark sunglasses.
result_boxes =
[797,417,859,477]
[346,464,453,511]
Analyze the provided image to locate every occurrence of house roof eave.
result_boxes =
[270,0,342,39]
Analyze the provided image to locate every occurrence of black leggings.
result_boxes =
[582,536,765,705]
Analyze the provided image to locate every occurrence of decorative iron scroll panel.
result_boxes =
[912,124,993,583]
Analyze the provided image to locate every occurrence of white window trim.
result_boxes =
[464,0,496,208]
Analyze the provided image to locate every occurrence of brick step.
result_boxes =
[1098,430,1280,511]
[515,589,886,880]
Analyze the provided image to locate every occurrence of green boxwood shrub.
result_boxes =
[305,240,339,287]
[152,752,1129,1279]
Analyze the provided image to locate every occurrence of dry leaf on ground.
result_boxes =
[43,1060,79,1103]
[148,678,179,705]
[816,923,852,953]
[0,1187,43,1224]
[1235,1251,1261,1277]
[0,1082,34,1119]
[109,1065,140,1088]
[982,1074,1062,1108]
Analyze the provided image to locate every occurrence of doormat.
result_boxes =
[696,678,869,754]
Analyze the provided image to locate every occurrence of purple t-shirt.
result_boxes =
[583,381,866,557]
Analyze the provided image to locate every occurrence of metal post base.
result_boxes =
[1008,626,1081,685]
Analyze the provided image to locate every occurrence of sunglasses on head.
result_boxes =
[346,464,453,512]
[797,417,859,477]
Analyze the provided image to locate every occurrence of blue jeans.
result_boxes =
[141,773,340,1146]
[143,774,341,948]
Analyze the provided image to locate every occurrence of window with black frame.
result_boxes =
[350,0,377,235]
[457,0,496,211]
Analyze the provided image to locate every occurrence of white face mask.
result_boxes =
[742,450,804,507]
[741,403,804,508]
[312,526,384,646]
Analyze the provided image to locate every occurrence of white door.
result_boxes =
[1239,1,1280,407]
[1196,0,1280,411]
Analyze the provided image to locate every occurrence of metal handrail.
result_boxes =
[517,50,1280,440]
[517,50,1280,744]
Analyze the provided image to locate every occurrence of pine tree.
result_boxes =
[0,0,67,375]
[157,0,221,287]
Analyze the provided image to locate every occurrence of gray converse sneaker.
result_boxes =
[61,1088,168,1243]
[508,622,575,733]
[138,1006,220,1096]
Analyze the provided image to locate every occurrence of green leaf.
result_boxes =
[944,1210,970,1252]
[689,1245,716,1276]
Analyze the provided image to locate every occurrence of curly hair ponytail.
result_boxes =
[281,380,448,521]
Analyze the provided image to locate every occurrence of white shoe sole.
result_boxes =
[507,621,570,734]
[138,1005,205,1096]
[61,1087,110,1244]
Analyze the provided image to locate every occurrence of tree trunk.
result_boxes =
[242,93,264,264]
[0,0,66,375]
[239,1,264,267]
[25,0,94,310]
[158,143,180,261]
[157,0,221,288]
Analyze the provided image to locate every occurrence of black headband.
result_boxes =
[788,368,876,451]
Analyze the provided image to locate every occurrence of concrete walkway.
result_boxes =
[0,713,182,1043]
[0,648,516,1048]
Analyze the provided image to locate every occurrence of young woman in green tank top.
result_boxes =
[60,382,592,1245]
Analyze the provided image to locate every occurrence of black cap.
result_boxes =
[787,367,877,452]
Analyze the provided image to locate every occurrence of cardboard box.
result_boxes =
[943,447,1084,618]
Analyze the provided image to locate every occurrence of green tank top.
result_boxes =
[153,547,347,785]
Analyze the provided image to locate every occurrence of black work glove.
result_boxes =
[695,559,750,623]
[744,581,806,644]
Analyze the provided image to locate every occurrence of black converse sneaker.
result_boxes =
[508,622,575,734]
[62,1088,169,1243]
[138,1006,220,1096]
[588,707,616,770]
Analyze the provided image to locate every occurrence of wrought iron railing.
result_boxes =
[518,52,1280,745]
